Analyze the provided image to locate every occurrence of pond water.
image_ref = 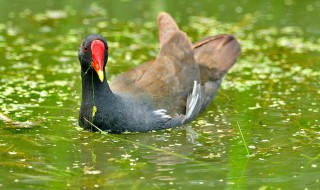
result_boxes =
[0,0,319,189]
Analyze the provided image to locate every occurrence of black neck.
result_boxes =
[79,68,115,130]
[81,69,112,101]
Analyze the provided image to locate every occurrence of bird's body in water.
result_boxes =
[78,12,241,133]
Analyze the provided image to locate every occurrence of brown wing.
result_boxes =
[110,13,199,115]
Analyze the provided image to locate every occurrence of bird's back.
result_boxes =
[110,13,240,122]
[111,13,200,116]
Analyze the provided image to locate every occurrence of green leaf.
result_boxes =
[92,106,97,117]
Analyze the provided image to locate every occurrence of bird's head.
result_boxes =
[78,34,108,82]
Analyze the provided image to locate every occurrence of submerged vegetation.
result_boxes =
[0,1,319,189]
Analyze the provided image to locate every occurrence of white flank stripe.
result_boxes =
[186,81,201,119]
[153,109,171,119]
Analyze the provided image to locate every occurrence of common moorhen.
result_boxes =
[78,12,240,133]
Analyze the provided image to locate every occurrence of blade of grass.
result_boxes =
[237,121,250,156]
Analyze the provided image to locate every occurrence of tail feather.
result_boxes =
[194,34,240,73]
[194,34,241,112]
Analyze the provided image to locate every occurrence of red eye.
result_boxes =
[82,45,89,53]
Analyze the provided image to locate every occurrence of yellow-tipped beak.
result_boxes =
[91,39,106,83]
[97,70,104,82]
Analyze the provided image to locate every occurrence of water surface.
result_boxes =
[0,1,319,189]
